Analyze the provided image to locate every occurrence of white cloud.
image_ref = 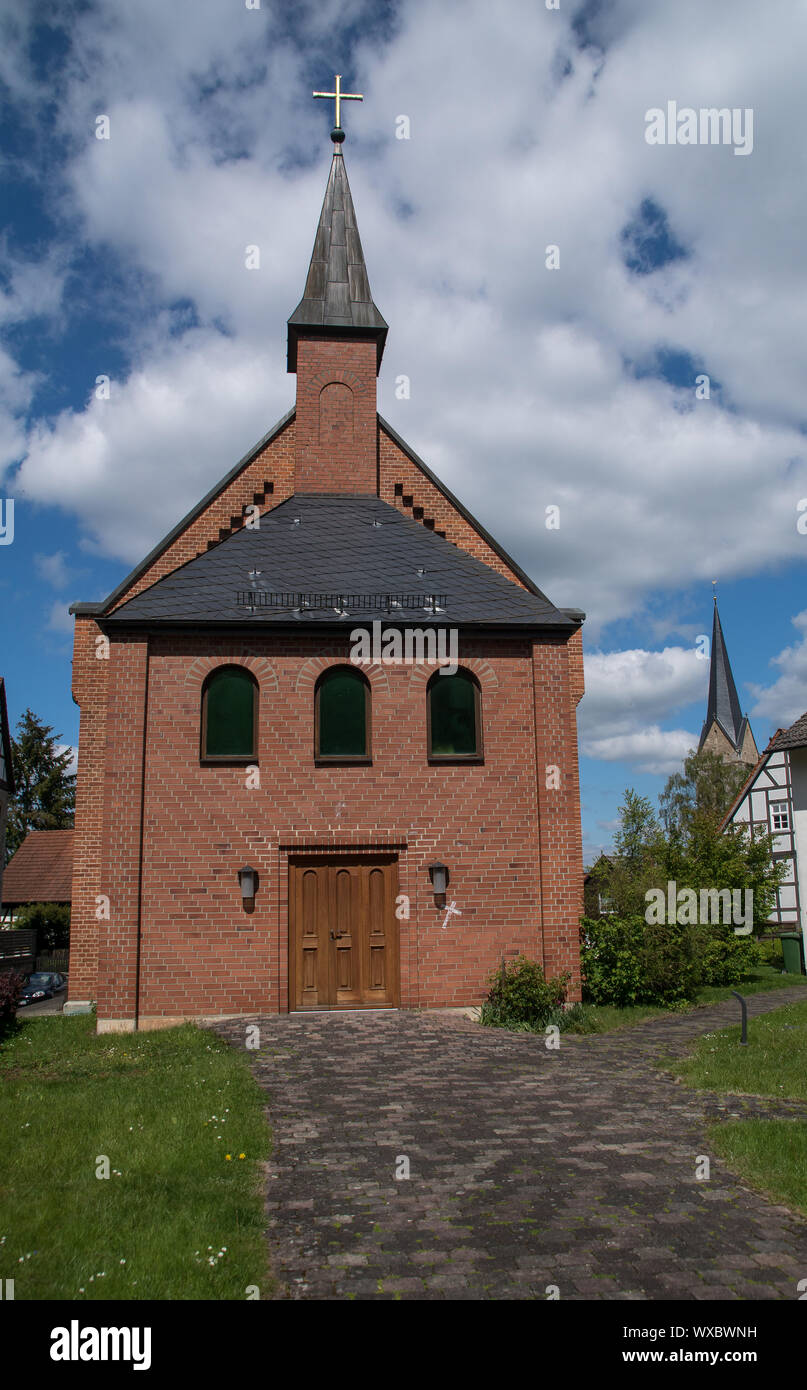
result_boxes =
[582,726,697,776]
[1,0,806,634]
[0,249,66,329]
[18,330,288,566]
[580,644,704,734]
[0,345,39,473]
[578,644,702,772]
[35,552,73,589]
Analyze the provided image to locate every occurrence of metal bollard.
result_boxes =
[730,990,748,1045]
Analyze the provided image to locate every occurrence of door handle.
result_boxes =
[330,930,343,939]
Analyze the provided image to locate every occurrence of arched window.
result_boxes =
[427,668,482,760]
[316,666,370,761]
[201,666,258,761]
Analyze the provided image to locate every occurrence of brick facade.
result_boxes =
[71,627,584,1027]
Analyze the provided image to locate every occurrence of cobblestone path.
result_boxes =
[212,986,807,1300]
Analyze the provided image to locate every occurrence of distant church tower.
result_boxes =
[698,598,758,766]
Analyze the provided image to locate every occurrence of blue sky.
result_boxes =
[1,0,806,862]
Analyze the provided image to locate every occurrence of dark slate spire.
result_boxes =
[287,148,388,372]
[698,601,746,754]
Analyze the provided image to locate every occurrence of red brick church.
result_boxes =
[67,103,586,1030]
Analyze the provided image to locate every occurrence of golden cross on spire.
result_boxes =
[313,74,363,135]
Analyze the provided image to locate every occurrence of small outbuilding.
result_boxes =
[1,829,75,918]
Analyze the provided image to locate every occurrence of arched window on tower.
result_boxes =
[315,666,370,761]
[201,666,258,761]
[427,668,482,760]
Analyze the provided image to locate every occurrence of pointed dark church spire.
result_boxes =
[698,595,758,764]
[287,89,387,372]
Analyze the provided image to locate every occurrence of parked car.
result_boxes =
[18,972,67,1007]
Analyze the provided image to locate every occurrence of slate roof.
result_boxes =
[2,830,74,906]
[771,710,807,751]
[698,603,748,753]
[103,494,576,631]
[287,149,388,371]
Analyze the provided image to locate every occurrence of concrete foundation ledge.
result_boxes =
[97,1013,253,1033]
[63,1001,94,1016]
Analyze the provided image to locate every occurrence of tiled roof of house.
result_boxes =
[103,494,578,630]
[2,829,74,906]
[771,710,807,750]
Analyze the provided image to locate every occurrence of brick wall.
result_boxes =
[294,338,378,494]
[87,630,582,1024]
[567,626,585,706]
[531,637,584,999]
[67,615,110,1002]
[97,637,150,1020]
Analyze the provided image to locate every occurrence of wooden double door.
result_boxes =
[289,855,400,1010]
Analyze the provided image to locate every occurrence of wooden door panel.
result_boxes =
[290,856,400,1010]
[333,867,360,1003]
[367,866,388,994]
[296,864,327,1008]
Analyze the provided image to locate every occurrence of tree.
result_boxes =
[602,789,667,916]
[6,710,75,862]
[657,749,783,929]
[659,749,749,844]
[613,789,663,867]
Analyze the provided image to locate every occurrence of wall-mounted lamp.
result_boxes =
[238,864,258,914]
[428,861,449,909]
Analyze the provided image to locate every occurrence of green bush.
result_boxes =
[639,919,701,1005]
[757,936,784,969]
[13,902,70,952]
[581,913,765,1007]
[697,923,762,986]
[0,968,24,1037]
[480,956,570,1032]
[579,915,646,1006]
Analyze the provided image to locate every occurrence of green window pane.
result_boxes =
[319,669,367,757]
[430,673,477,756]
[205,669,255,757]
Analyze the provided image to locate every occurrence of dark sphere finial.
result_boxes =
[331,125,345,144]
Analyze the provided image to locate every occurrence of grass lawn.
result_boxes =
[670,998,807,1218]
[707,1121,807,1218]
[564,966,807,1034]
[670,997,807,1102]
[0,1012,272,1300]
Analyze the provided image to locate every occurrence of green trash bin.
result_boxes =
[780,932,806,975]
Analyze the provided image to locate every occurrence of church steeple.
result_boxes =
[287,83,387,374]
[287,81,388,496]
[698,596,758,765]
